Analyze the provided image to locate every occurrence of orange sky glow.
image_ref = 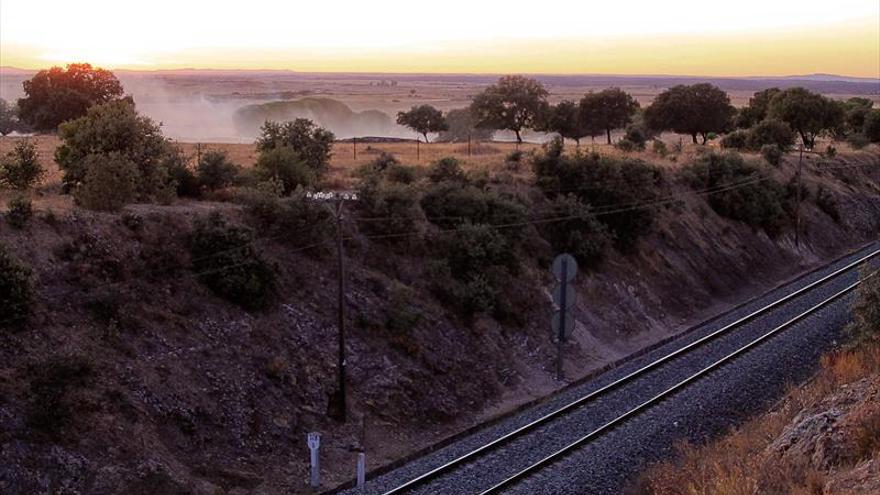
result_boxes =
[1,1,878,77]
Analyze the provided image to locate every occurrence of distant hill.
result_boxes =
[233,97,399,139]
[2,66,878,97]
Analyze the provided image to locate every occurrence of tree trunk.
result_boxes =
[515,129,522,144]
[423,132,429,144]
[700,133,708,145]
[691,133,698,144]
[575,137,580,148]
[606,129,612,145]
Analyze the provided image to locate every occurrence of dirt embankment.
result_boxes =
[0,148,878,494]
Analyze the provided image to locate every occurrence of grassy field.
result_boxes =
[0,133,867,211]
[0,134,710,188]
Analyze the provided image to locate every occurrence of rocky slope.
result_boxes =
[1,148,878,494]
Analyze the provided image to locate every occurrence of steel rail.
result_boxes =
[380,244,879,495]
[480,269,876,494]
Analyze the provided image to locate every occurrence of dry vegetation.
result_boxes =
[635,279,880,495]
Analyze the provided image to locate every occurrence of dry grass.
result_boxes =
[635,342,880,495]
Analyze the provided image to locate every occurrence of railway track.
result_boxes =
[341,243,879,495]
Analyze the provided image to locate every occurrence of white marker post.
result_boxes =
[357,452,366,490]
[308,432,321,489]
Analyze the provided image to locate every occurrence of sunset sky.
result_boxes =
[1,0,878,77]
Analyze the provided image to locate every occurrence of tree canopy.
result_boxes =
[396,104,448,143]
[540,100,592,146]
[435,108,494,143]
[470,75,549,143]
[17,63,125,132]
[734,87,781,129]
[644,83,735,144]
[256,119,334,175]
[578,88,640,145]
[766,87,843,149]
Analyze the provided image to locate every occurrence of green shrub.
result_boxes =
[825,145,837,158]
[746,119,795,151]
[427,157,466,183]
[121,211,144,231]
[74,152,139,211]
[616,139,638,152]
[6,196,33,229]
[652,139,668,157]
[163,148,200,198]
[440,222,517,277]
[256,119,334,175]
[421,182,527,239]
[0,243,33,328]
[356,153,418,185]
[761,144,783,167]
[427,223,521,319]
[26,355,93,436]
[720,130,749,150]
[196,149,239,191]
[537,195,610,269]
[815,186,840,222]
[55,99,171,195]
[533,150,662,252]
[682,152,787,233]
[444,274,498,317]
[0,140,44,190]
[506,150,524,164]
[622,124,649,149]
[189,212,277,310]
[243,188,333,250]
[254,146,315,195]
[357,180,424,239]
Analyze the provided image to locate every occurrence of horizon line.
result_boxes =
[1,65,878,82]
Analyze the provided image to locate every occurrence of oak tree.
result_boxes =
[766,87,843,149]
[470,75,549,143]
[17,63,124,132]
[396,104,448,143]
[578,88,640,145]
[644,83,735,144]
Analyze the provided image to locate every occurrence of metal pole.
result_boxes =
[336,200,347,422]
[796,146,804,251]
[556,259,568,381]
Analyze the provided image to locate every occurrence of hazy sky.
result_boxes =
[1,0,878,76]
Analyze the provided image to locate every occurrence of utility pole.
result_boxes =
[306,191,358,423]
[334,199,348,422]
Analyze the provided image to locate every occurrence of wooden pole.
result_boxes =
[335,200,347,422]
